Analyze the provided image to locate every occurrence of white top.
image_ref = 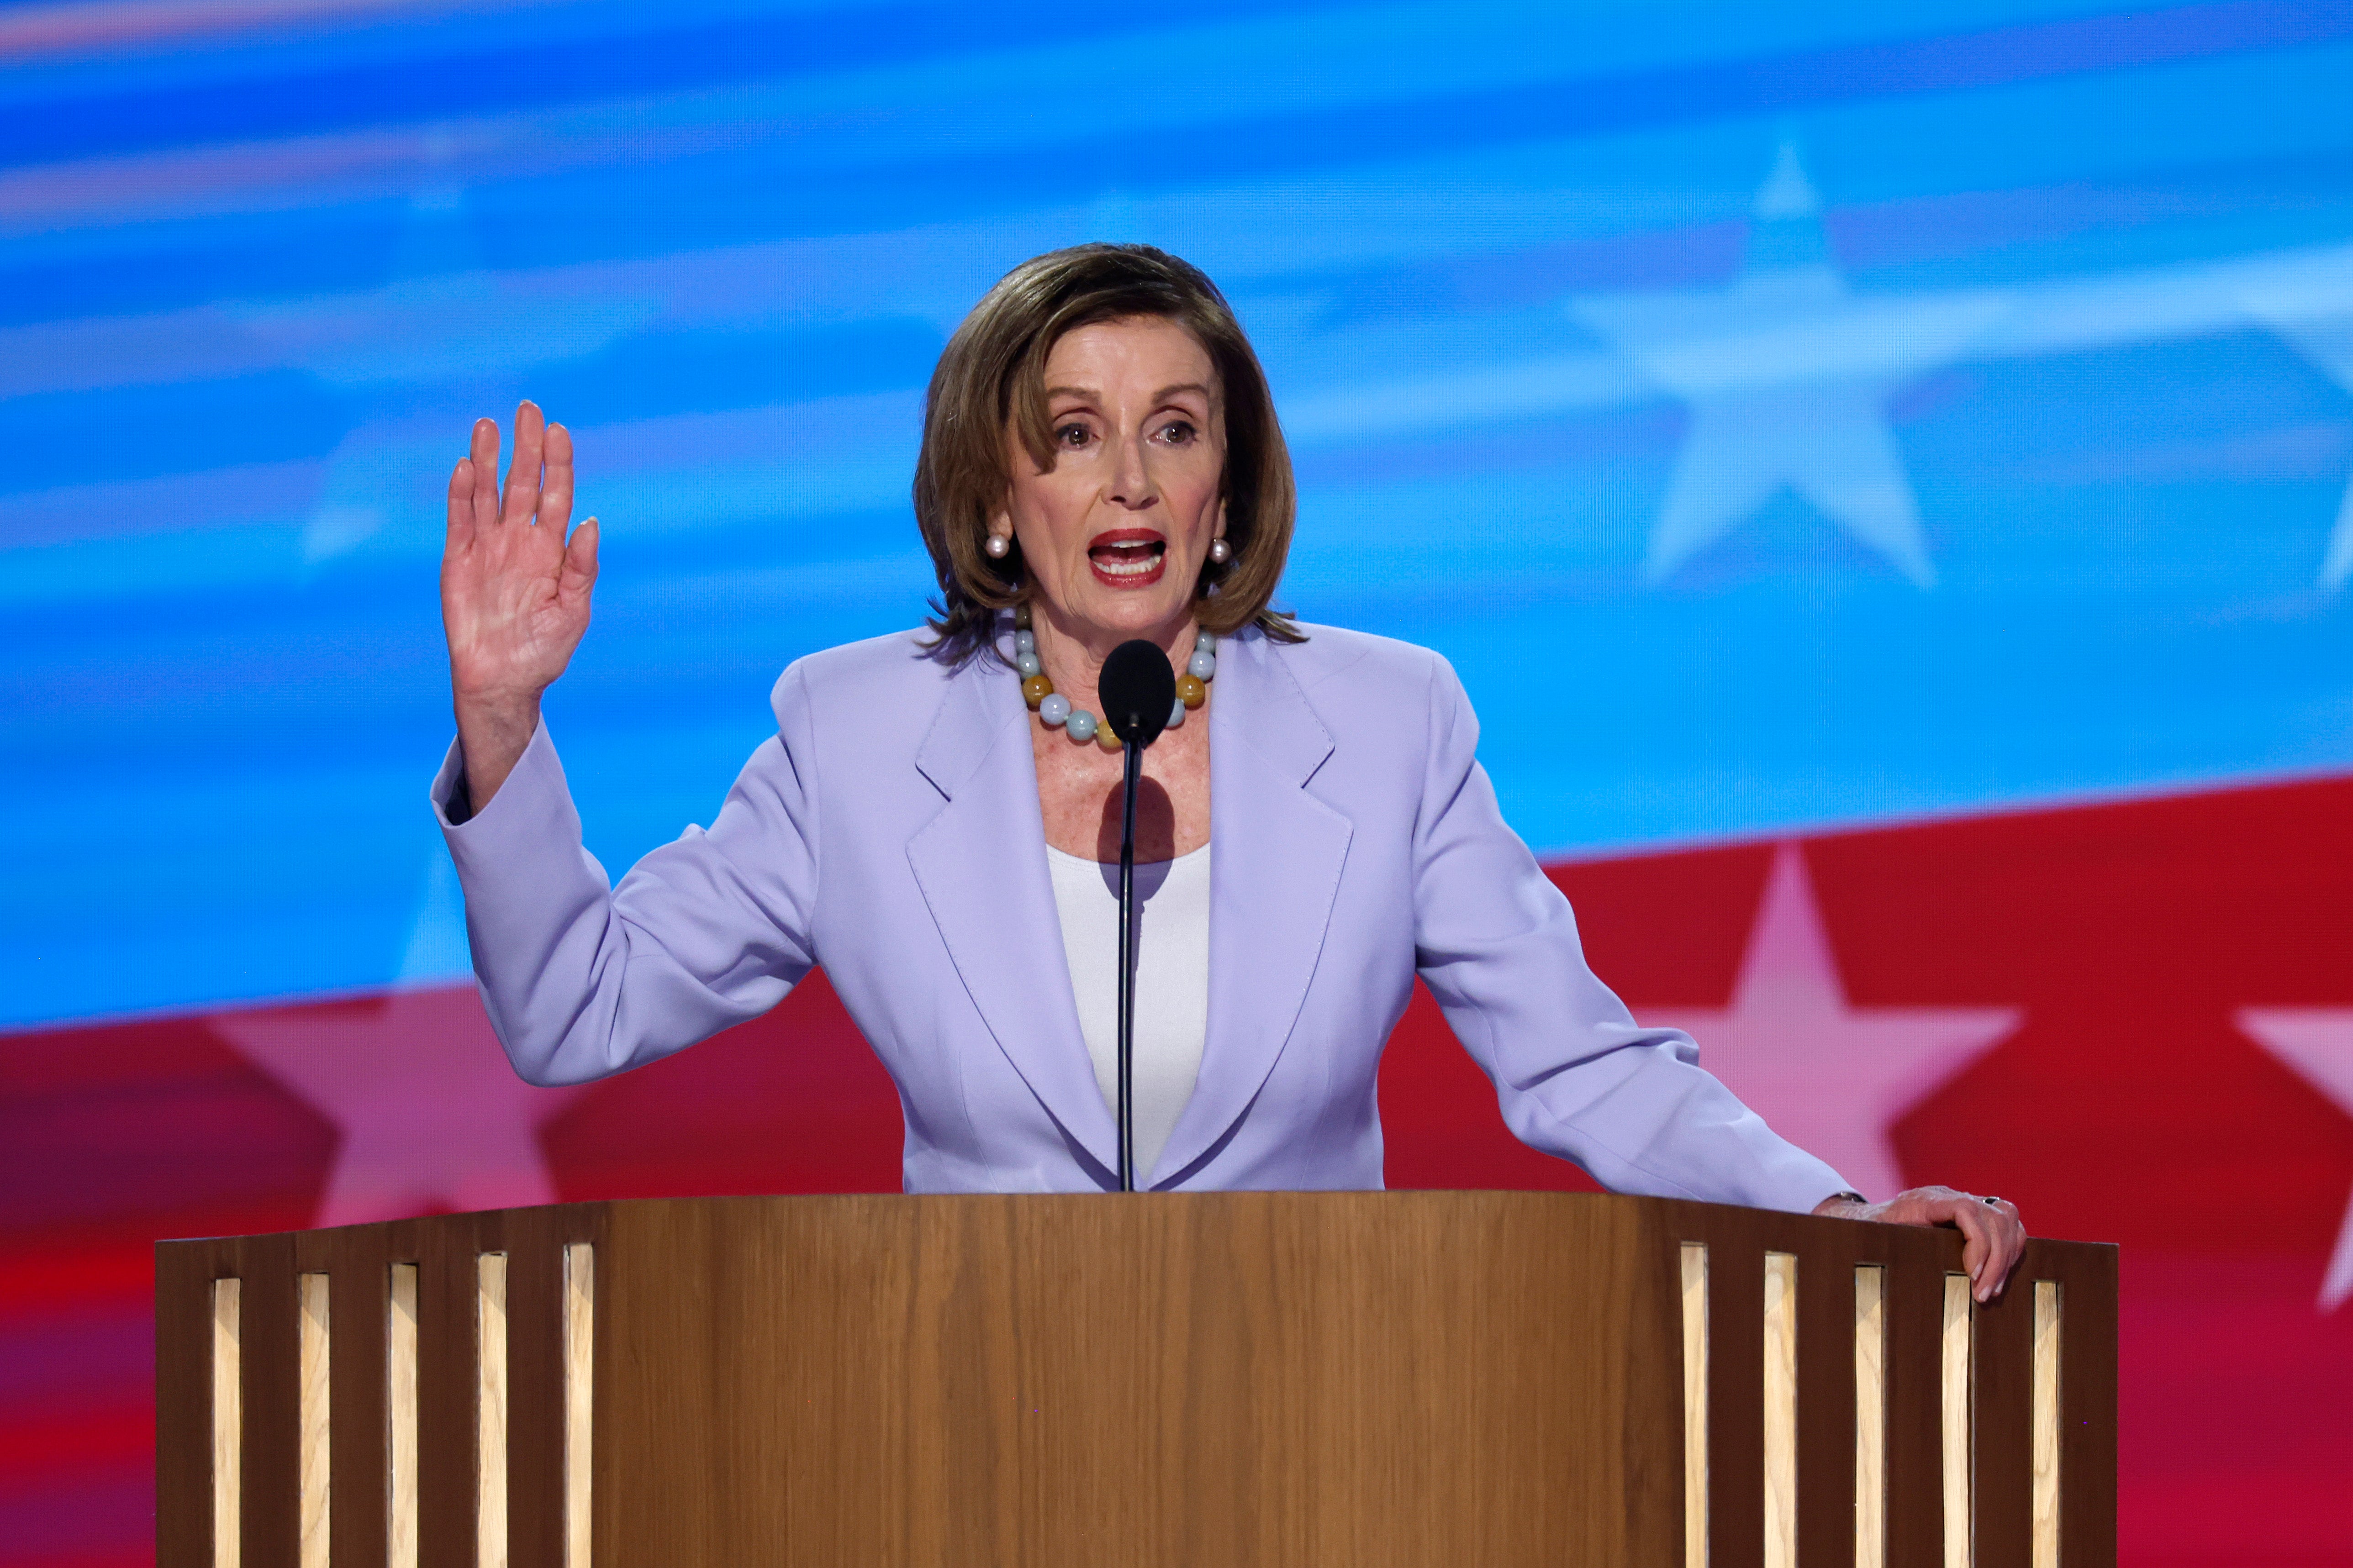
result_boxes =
[1044,841,1211,1183]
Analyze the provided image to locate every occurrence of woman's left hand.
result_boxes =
[1813,1186,2026,1304]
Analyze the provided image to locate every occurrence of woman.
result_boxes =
[436,245,2025,1301]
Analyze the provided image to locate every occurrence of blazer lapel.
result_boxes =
[1150,631,1352,1186]
[905,655,1118,1177]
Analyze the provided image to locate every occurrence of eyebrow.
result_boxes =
[1042,382,1216,404]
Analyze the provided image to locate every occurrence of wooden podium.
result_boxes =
[157,1193,2115,1566]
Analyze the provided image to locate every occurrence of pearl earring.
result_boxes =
[984,533,1011,559]
[1208,537,1232,564]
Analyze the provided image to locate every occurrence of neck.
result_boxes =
[1029,603,1198,718]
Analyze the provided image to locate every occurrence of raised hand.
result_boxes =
[441,401,598,811]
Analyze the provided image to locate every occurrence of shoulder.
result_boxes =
[1258,621,1461,707]
[1244,622,1472,773]
[770,627,977,728]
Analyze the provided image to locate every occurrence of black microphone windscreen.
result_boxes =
[1100,640,1178,747]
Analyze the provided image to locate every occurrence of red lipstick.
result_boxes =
[1087,527,1167,589]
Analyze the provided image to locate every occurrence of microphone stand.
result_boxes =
[1117,736,1141,1192]
[1097,635,1174,1195]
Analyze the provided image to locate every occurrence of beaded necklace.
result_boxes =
[1013,602,1214,751]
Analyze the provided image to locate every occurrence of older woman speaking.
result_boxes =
[436,245,2026,1303]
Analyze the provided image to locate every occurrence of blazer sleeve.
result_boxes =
[429,662,823,1086]
[1408,653,1849,1213]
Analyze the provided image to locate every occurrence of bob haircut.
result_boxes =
[914,243,1302,663]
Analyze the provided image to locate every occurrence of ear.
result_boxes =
[1213,495,1228,538]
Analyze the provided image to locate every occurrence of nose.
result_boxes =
[1106,430,1157,511]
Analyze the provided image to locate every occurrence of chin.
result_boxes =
[1067,590,1192,641]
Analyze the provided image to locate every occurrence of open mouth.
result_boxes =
[1087,529,1167,588]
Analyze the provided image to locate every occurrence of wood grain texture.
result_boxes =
[414,1215,485,1568]
[390,1263,419,1568]
[2032,1281,2061,1568]
[152,1194,2116,1568]
[502,1211,570,1568]
[2047,1239,2117,1568]
[1972,1258,2035,1567]
[563,1245,593,1568]
[1853,1267,1886,1568]
[1682,1243,1709,1568]
[239,1232,301,1568]
[477,1252,509,1568]
[1941,1274,1973,1568]
[591,1193,1681,1566]
[213,1277,242,1568]
[296,1274,329,1568]
[306,1227,390,1568]
[157,1242,213,1568]
[1703,1211,1766,1568]
[1790,1233,1855,1568]
[1761,1254,1796,1568]
[1884,1244,1950,1566]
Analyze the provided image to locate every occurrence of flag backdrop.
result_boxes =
[5,0,2353,1560]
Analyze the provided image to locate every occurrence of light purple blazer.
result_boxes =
[434,622,1847,1206]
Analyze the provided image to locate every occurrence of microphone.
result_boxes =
[1098,640,1179,1192]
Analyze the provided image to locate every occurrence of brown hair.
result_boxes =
[913,243,1302,664]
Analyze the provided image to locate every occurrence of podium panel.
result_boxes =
[157,1193,2116,1566]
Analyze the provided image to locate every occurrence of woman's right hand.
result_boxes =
[441,400,598,812]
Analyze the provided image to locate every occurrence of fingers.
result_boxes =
[538,422,575,533]
[446,458,476,551]
[501,401,546,527]
[1949,1200,1994,1300]
[1862,1186,2025,1304]
[1948,1195,2025,1303]
[470,417,501,537]
[559,516,599,610]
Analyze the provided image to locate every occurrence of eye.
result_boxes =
[1156,418,1197,445]
[1054,421,1092,448]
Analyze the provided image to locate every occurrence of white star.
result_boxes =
[216,853,585,1225]
[1637,843,2023,1205]
[1572,138,2004,588]
[2233,1010,2353,1310]
[220,988,588,1226]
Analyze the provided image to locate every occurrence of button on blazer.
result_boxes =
[435,622,1848,1205]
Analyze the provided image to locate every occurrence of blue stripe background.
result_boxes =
[3,0,2351,1026]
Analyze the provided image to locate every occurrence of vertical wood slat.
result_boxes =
[564,1244,595,1568]
[1681,1242,1708,1568]
[296,1275,330,1568]
[505,1215,569,1564]
[1761,1253,1797,1568]
[1941,1274,1973,1568]
[158,1244,215,1568]
[2032,1281,2063,1567]
[478,1252,510,1568]
[310,1229,390,1568]
[2056,1245,2117,1568]
[1707,1232,1766,1568]
[1790,1228,1854,1568]
[389,1263,420,1568]
[1883,1251,1948,1565]
[1971,1264,2035,1566]
[413,1221,474,1565]
[242,1235,304,1568]
[212,1279,243,1568]
[1854,1266,1887,1568]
